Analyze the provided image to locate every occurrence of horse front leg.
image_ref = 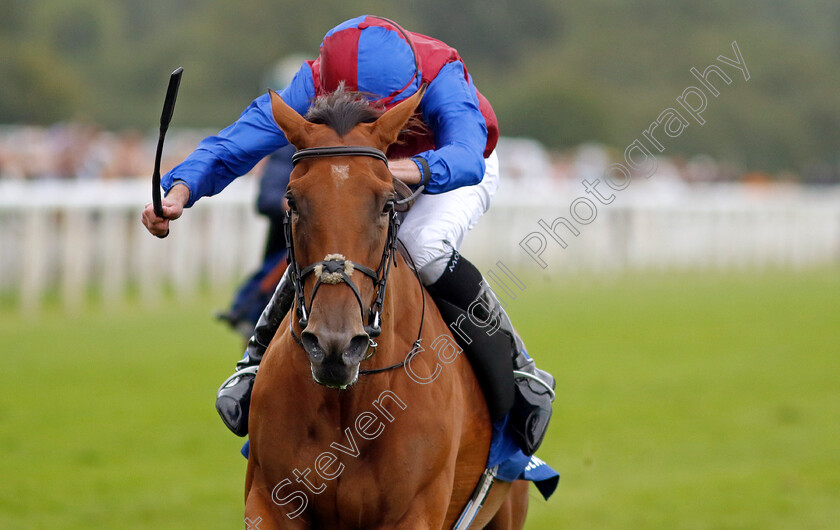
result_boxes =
[244,463,310,529]
[380,477,453,530]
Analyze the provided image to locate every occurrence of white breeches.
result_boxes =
[398,150,499,285]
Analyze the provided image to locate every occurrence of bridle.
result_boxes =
[283,145,425,374]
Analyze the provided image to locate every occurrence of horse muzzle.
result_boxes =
[301,330,371,389]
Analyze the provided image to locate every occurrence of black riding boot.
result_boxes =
[215,267,295,436]
[425,251,555,456]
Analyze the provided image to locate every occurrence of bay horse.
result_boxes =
[243,86,529,528]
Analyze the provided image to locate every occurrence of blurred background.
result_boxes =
[1,1,838,528]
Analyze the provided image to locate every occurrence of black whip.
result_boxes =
[151,67,184,226]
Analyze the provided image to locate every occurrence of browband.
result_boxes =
[292,146,388,166]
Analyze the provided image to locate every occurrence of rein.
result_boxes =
[284,145,426,376]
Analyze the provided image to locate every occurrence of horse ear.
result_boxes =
[270,90,313,148]
[367,84,427,149]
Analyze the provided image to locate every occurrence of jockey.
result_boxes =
[141,15,555,456]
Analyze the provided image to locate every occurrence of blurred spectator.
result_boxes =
[1,124,837,185]
[0,123,207,181]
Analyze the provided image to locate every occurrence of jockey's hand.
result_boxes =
[141,183,190,238]
[388,158,422,186]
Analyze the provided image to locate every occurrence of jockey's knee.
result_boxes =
[397,239,454,286]
[399,228,456,285]
[414,239,462,286]
[417,253,450,285]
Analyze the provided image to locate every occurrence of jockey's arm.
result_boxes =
[141,64,315,237]
[162,64,315,208]
[410,60,489,194]
[141,183,190,237]
[388,159,422,185]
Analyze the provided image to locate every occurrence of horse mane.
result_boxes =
[305,83,428,139]
[305,84,382,137]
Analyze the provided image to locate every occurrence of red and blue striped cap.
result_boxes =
[319,15,421,107]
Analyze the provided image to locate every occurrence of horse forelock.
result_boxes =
[305,84,382,138]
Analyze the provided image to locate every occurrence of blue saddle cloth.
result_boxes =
[487,414,559,500]
[240,413,558,500]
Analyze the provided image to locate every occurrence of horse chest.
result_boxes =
[256,385,456,525]
[310,445,445,526]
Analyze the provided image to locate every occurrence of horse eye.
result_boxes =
[285,194,297,211]
[382,199,395,214]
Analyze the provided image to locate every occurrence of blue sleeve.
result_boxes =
[162,63,315,207]
[413,61,488,194]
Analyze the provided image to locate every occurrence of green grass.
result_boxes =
[1,269,838,528]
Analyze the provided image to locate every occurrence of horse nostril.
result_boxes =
[344,334,371,364]
[301,331,324,362]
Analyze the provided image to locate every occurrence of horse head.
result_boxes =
[269,85,425,389]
